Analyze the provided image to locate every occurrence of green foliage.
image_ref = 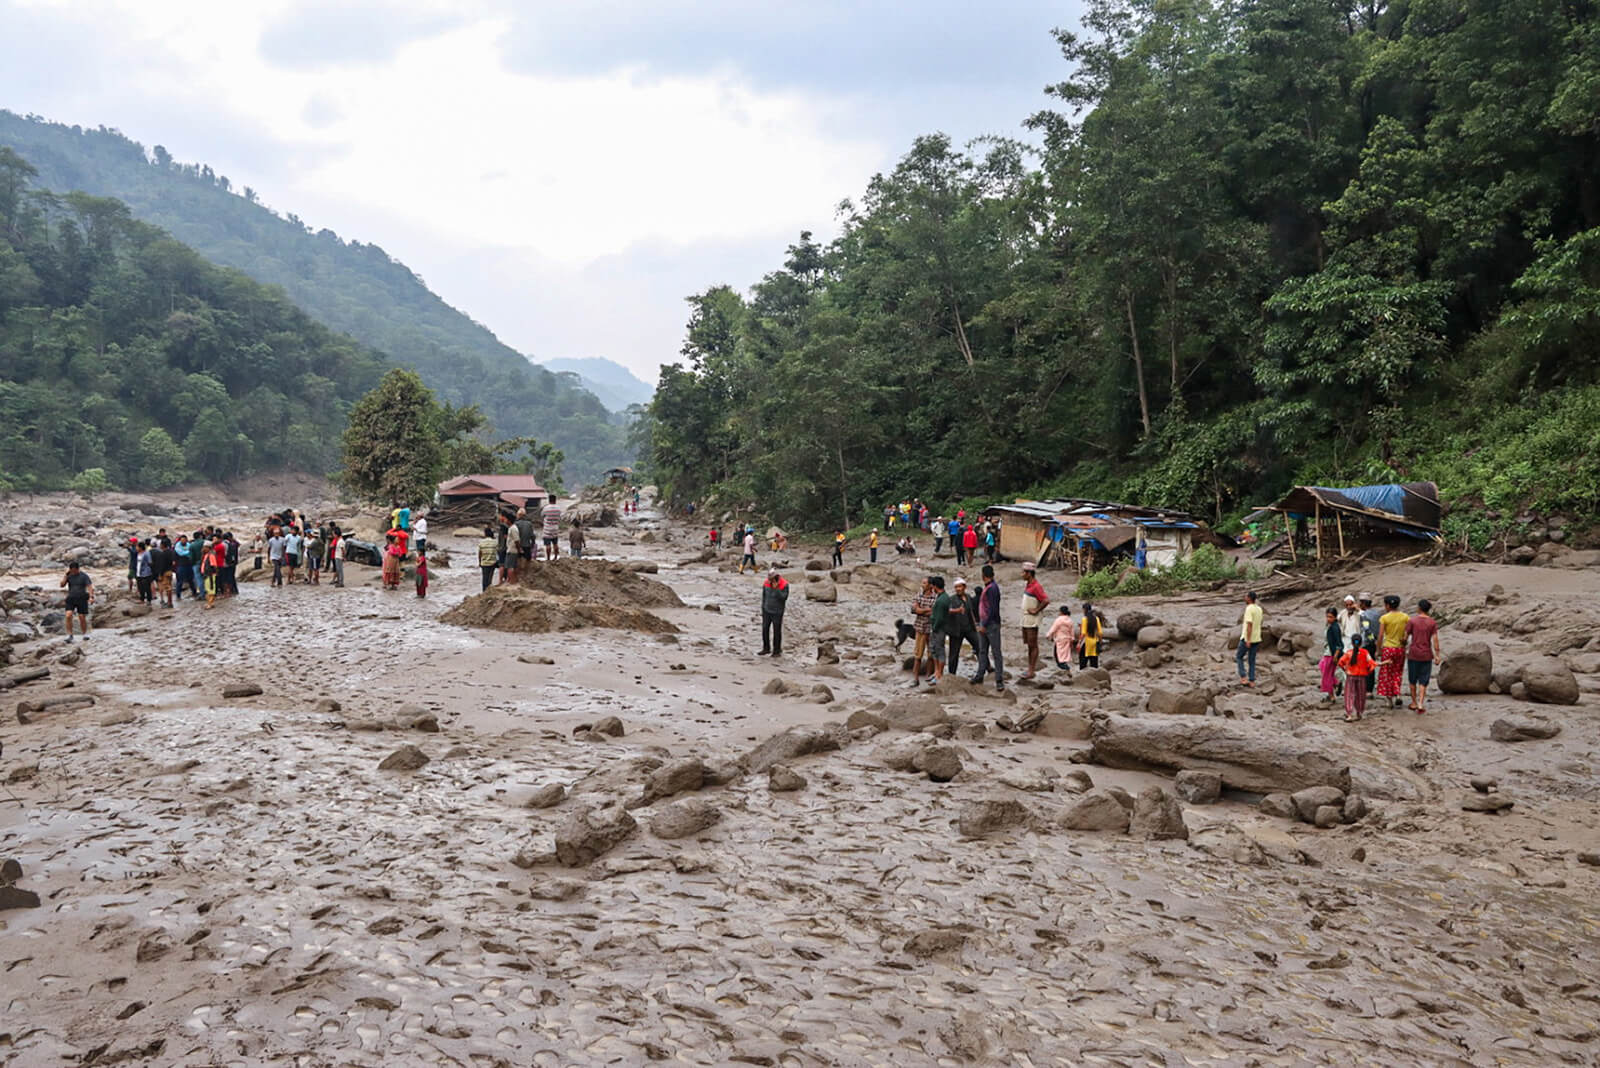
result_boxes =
[340,369,456,505]
[0,158,379,490]
[1075,544,1255,599]
[67,467,112,493]
[642,0,1600,531]
[134,428,185,489]
[0,112,632,481]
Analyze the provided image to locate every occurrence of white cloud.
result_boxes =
[1,0,1070,379]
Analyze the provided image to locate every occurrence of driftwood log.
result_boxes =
[0,667,50,690]
[16,693,96,724]
[1086,715,1423,799]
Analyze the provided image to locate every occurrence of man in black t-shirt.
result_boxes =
[151,537,175,608]
[60,562,95,641]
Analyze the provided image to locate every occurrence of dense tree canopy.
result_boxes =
[645,0,1600,533]
[0,111,632,482]
[0,147,383,491]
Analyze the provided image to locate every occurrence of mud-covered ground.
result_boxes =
[2,490,1598,1066]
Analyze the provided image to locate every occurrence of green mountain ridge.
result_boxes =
[0,110,630,481]
[0,146,383,492]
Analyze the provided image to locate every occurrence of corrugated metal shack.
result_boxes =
[983,499,1219,572]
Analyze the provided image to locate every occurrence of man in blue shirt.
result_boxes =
[968,564,1005,691]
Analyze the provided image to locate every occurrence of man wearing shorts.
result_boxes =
[1404,599,1442,714]
[60,562,94,641]
[541,498,563,562]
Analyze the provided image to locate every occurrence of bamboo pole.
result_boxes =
[1282,509,1296,561]
[1315,502,1323,561]
[1336,513,1346,557]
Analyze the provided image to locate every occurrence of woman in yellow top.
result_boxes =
[869,528,879,564]
[1078,602,1102,669]
[1375,595,1409,705]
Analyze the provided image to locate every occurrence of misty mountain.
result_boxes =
[540,357,655,413]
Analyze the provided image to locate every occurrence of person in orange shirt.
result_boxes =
[1338,642,1376,722]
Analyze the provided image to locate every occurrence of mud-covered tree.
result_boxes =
[340,369,484,505]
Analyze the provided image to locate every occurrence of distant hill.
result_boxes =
[0,110,630,481]
[540,357,655,412]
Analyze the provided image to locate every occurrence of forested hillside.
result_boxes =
[0,148,383,490]
[647,0,1600,539]
[0,110,629,481]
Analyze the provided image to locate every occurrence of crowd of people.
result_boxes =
[473,501,589,591]
[1238,589,1444,720]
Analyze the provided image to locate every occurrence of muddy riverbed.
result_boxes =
[2,490,1598,1066]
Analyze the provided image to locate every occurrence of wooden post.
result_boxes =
[1336,513,1346,558]
[1315,502,1323,562]
[1282,509,1296,561]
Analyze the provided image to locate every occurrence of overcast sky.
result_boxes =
[1,0,1075,385]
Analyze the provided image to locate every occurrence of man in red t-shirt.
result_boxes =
[1403,598,1443,714]
[206,538,228,608]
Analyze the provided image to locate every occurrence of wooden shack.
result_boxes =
[1247,482,1442,561]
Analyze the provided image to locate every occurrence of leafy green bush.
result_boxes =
[68,468,113,494]
[1075,544,1255,598]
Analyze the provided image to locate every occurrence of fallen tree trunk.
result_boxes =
[1087,715,1421,798]
[17,693,97,724]
[0,667,50,690]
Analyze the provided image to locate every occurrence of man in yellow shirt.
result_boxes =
[1236,590,1263,686]
[869,528,879,564]
[1376,595,1409,708]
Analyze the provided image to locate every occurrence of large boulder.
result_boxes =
[912,744,963,783]
[1291,785,1346,823]
[1129,787,1188,840]
[1060,790,1131,832]
[1135,625,1173,649]
[1174,769,1223,805]
[1489,715,1561,742]
[881,695,951,731]
[1146,687,1210,717]
[553,805,638,865]
[1438,643,1492,694]
[1522,656,1580,705]
[875,735,934,772]
[957,798,1033,837]
[804,583,838,603]
[742,725,848,774]
[630,757,707,807]
[649,798,722,840]
[1117,611,1160,640]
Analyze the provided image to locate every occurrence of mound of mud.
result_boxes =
[514,558,684,607]
[441,586,679,635]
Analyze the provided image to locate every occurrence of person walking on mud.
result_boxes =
[331,526,346,587]
[1078,602,1103,669]
[1377,595,1409,708]
[970,564,1005,691]
[909,575,938,687]
[541,498,564,562]
[59,562,94,641]
[477,527,498,591]
[1018,561,1049,680]
[1046,605,1076,676]
[1358,593,1382,696]
[1319,606,1344,703]
[740,529,757,574]
[759,568,789,656]
[569,519,586,560]
[868,528,879,564]
[832,530,845,568]
[1236,591,1263,686]
[1404,599,1442,714]
[267,527,286,588]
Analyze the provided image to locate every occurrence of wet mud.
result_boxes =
[1,493,1598,1066]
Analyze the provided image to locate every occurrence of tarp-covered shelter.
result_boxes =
[1247,481,1442,560]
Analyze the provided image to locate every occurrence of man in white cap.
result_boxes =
[1338,595,1363,697]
